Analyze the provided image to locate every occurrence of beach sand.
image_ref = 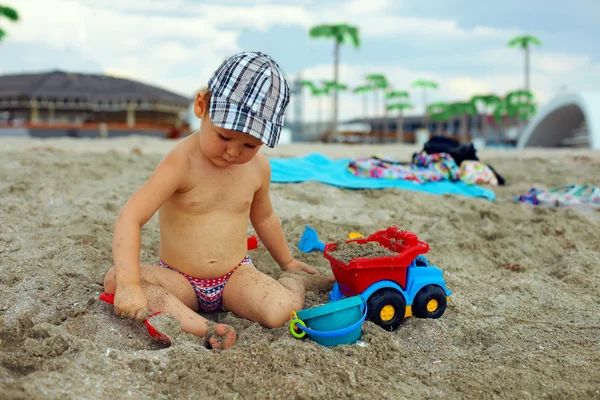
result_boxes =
[1,136,599,399]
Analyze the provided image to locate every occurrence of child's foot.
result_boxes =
[205,322,237,350]
[280,271,336,293]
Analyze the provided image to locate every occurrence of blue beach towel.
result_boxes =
[269,153,495,201]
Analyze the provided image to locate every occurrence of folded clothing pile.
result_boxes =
[419,135,505,186]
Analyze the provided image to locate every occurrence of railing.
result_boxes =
[559,129,589,147]
[0,121,187,132]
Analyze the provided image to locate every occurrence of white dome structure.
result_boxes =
[517,92,600,149]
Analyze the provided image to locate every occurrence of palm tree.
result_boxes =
[470,94,502,143]
[300,80,316,135]
[312,86,331,137]
[385,90,409,100]
[0,5,19,41]
[366,74,389,140]
[324,80,348,133]
[514,103,537,120]
[509,35,542,91]
[427,102,451,135]
[412,79,439,132]
[505,89,535,106]
[387,101,412,142]
[353,85,372,120]
[448,102,477,143]
[504,89,537,141]
[385,90,409,142]
[301,80,330,136]
[366,74,389,118]
[309,23,360,139]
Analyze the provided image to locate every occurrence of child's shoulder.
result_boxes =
[252,151,271,175]
[156,136,195,173]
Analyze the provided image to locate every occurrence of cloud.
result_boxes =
[343,0,393,15]
[8,0,315,95]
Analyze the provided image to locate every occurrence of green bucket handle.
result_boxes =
[290,304,367,339]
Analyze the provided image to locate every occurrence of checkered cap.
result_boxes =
[207,52,290,148]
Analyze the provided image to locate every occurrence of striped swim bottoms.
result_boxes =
[159,255,253,312]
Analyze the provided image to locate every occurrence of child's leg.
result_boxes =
[221,263,334,328]
[103,265,235,349]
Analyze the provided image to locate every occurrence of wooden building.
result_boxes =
[0,70,192,138]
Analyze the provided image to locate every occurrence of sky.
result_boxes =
[1,0,599,123]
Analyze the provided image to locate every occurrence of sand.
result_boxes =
[1,136,599,399]
[330,241,398,264]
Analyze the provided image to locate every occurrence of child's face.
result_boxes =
[199,118,263,167]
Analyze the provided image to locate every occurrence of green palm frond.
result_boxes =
[385,90,409,99]
[366,73,385,82]
[493,100,536,121]
[506,89,535,105]
[0,27,5,41]
[323,80,347,91]
[309,24,335,38]
[373,79,388,90]
[365,74,389,89]
[309,23,360,47]
[430,111,452,122]
[387,102,413,111]
[508,35,542,49]
[353,85,373,94]
[471,94,502,108]
[450,101,477,115]
[470,94,488,103]
[0,6,19,21]
[300,80,315,90]
[312,87,330,96]
[484,94,502,106]
[492,102,507,122]
[412,79,438,89]
[345,25,360,47]
[427,102,449,114]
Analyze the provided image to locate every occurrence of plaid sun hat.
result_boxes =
[207,51,290,148]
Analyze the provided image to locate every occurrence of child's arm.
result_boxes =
[111,151,187,320]
[249,155,318,275]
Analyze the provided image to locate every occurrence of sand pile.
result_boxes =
[1,138,599,399]
[330,241,397,263]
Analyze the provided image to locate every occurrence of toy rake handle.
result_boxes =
[99,292,115,305]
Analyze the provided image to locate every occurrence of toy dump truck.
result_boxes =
[324,226,452,331]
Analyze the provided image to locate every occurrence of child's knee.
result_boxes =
[144,285,171,310]
[261,297,303,329]
[103,268,116,292]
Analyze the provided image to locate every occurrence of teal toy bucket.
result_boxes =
[290,295,367,347]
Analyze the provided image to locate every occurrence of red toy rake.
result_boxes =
[99,292,172,344]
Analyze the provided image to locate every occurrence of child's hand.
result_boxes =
[114,284,149,322]
[282,259,319,275]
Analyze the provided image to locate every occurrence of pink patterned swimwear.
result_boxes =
[160,256,253,312]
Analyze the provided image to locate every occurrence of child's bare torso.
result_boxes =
[157,136,262,278]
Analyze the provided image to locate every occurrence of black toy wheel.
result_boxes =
[366,289,406,331]
[412,285,447,319]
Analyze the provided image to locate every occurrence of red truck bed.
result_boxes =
[323,226,430,296]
